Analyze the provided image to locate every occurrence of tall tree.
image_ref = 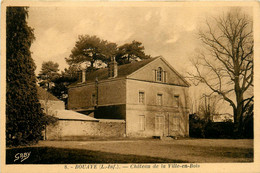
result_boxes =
[50,65,79,107]
[38,61,60,90]
[116,40,151,65]
[189,9,253,137]
[6,7,45,146]
[66,35,117,70]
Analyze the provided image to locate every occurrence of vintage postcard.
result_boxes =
[1,1,260,173]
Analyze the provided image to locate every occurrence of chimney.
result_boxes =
[81,68,86,83]
[108,57,118,78]
[77,70,82,83]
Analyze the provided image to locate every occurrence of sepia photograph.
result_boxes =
[1,1,259,172]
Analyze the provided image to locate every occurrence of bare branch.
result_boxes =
[192,60,236,109]
[189,9,253,128]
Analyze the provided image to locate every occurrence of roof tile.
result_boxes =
[71,57,157,86]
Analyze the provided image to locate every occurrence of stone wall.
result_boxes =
[98,119,126,136]
[45,119,126,140]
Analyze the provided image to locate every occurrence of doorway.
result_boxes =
[155,115,165,137]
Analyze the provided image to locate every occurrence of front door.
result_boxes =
[155,115,164,137]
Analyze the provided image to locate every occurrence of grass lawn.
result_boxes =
[6,139,253,164]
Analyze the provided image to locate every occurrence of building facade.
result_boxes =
[68,57,190,137]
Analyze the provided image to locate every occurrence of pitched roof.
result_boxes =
[70,57,157,86]
[37,86,61,101]
[54,110,99,121]
[69,56,190,87]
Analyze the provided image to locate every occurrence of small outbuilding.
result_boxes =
[37,86,125,140]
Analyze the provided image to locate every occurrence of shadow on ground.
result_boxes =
[6,147,188,164]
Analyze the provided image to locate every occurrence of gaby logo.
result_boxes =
[14,152,31,162]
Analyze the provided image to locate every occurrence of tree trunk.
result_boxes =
[234,94,244,138]
[233,60,244,137]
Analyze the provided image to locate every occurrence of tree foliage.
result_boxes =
[6,7,45,146]
[50,65,78,107]
[116,40,151,65]
[189,9,253,137]
[38,61,60,90]
[66,35,151,69]
[66,35,117,70]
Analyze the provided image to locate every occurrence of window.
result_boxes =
[157,94,163,106]
[138,115,145,131]
[154,67,167,83]
[172,117,180,131]
[91,94,96,105]
[139,92,145,104]
[157,67,163,81]
[174,95,180,107]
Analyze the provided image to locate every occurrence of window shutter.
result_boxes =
[154,70,157,81]
[139,115,145,131]
[161,70,164,82]
[164,71,167,83]
[173,117,180,131]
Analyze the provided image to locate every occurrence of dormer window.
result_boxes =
[154,67,166,82]
[157,67,163,81]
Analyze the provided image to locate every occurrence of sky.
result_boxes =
[27,4,253,115]
[27,5,228,75]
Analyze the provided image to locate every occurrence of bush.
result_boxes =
[42,114,59,126]
[189,102,253,139]
[189,114,205,138]
[242,103,253,139]
[189,114,234,139]
[204,121,234,139]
